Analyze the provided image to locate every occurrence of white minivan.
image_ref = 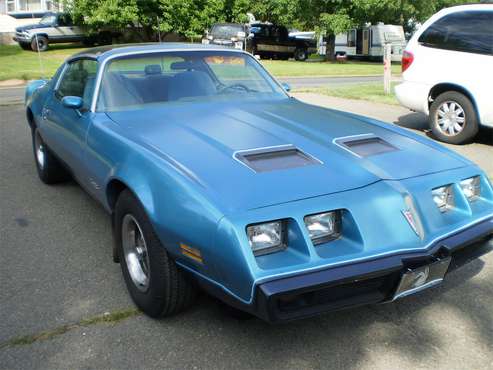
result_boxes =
[395,4,493,144]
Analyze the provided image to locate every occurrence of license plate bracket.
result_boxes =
[393,257,451,301]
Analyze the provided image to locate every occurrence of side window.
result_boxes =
[56,59,98,109]
[57,14,73,27]
[418,11,493,55]
[347,30,356,47]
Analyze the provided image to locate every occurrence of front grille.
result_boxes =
[277,272,401,314]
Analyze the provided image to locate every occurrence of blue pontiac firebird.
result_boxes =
[25,43,492,322]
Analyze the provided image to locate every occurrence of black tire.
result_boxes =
[294,47,308,61]
[251,45,260,59]
[429,91,478,144]
[115,189,197,318]
[82,36,96,47]
[19,42,31,50]
[98,31,112,45]
[32,129,70,184]
[30,35,48,52]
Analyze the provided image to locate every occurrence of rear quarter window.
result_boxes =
[418,11,493,55]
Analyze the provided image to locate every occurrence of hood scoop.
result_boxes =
[234,145,321,173]
[334,134,398,158]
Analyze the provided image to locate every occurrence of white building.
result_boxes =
[1,0,61,14]
[0,0,62,43]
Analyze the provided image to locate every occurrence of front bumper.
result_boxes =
[206,218,492,323]
[13,34,32,43]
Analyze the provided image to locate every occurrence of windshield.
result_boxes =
[97,51,286,112]
[211,24,244,39]
[39,14,57,25]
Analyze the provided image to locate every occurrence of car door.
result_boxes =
[54,14,83,42]
[415,10,493,124]
[41,58,98,179]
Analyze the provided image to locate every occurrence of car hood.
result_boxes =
[15,23,51,32]
[106,98,468,212]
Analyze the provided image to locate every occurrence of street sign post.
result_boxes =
[383,43,392,94]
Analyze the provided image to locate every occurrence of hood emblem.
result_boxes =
[402,209,419,236]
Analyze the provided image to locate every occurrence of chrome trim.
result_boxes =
[54,63,69,92]
[232,144,294,173]
[89,47,288,112]
[332,133,376,158]
[392,278,443,301]
[232,144,323,173]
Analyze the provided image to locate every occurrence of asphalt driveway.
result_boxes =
[0,97,492,369]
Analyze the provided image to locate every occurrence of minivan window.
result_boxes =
[418,11,493,55]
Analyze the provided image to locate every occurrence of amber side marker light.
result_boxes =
[180,243,203,264]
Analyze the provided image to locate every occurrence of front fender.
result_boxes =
[25,79,48,106]
[96,124,225,281]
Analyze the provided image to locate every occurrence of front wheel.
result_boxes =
[30,35,48,52]
[429,91,478,144]
[115,190,197,318]
[294,48,308,61]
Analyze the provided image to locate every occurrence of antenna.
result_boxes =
[32,12,45,79]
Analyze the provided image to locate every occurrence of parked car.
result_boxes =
[395,4,493,144]
[202,23,248,50]
[25,43,492,322]
[13,12,114,52]
[247,23,317,61]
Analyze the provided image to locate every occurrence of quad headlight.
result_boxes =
[432,185,454,212]
[460,176,481,201]
[304,211,341,245]
[247,221,286,256]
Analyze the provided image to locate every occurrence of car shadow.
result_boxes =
[395,112,493,146]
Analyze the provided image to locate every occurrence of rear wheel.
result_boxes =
[30,35,48,52]
[429,91,478,144]
[98,31,112,45]
[115,190,197,318]
[32,129,69,184]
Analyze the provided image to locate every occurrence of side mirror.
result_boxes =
[281,82,291,92]
[62,96,83,110]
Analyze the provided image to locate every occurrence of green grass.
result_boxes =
[261,59,401,77]
[0,44,86,81]
[293,83,399,105]
[0,43,400,81]
[0,308,140,349]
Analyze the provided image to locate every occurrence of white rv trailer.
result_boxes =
[333,23,406,62]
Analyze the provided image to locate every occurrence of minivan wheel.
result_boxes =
[115,190,197,318]
[429,91,478,144]
[31,35,48,52]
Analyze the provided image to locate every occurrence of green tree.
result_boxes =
[157,0,225,41]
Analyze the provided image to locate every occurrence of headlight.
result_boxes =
[432,185,454,212]
[460,176,480,201]
[304,211,341,245]
[247,221,285,256]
